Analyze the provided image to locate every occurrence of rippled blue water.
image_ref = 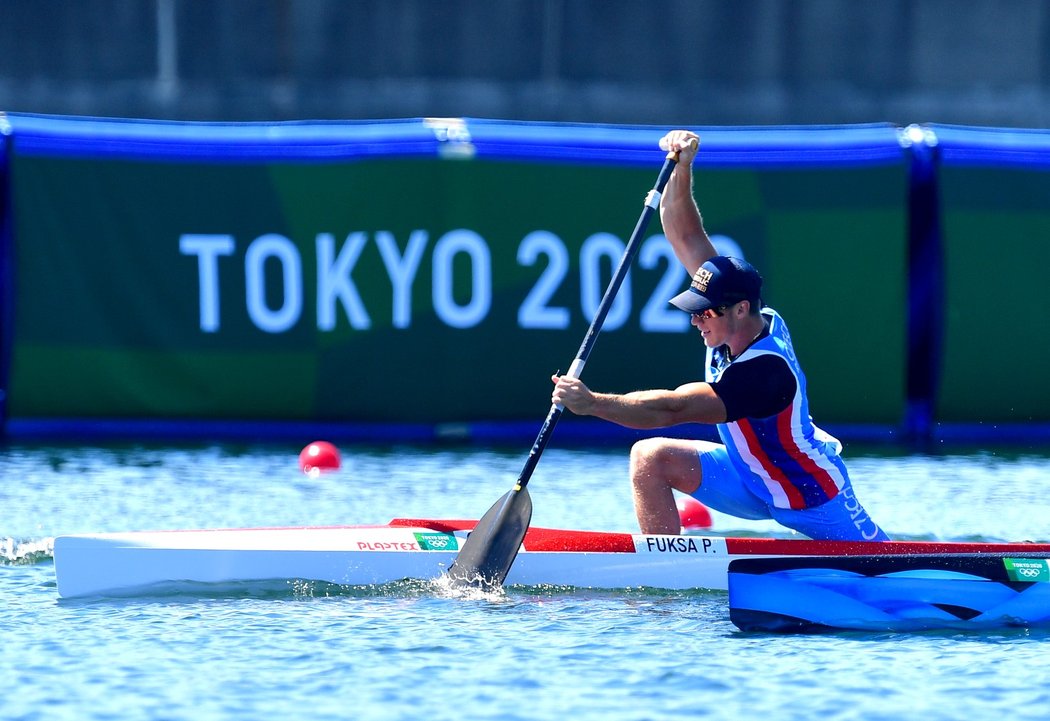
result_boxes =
[4,439,1050,721]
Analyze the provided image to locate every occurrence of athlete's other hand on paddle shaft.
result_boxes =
[549,129,889,543]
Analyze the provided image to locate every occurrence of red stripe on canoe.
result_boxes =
[388,518,636,552]
[388,519,1050,556]
[723,537,1050,556]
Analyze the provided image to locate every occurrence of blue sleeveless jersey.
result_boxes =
[706,307,847,510]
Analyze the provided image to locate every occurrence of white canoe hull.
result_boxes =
[53,518,1050,599]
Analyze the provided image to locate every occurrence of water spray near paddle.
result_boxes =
[445,138,698,592]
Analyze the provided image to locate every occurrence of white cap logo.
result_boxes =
[690,267,713,293]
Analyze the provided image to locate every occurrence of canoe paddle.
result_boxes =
[445,137,697,591]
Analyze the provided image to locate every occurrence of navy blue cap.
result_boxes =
[669,256,763,314]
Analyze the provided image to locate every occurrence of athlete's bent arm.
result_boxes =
[552,376,727,429]
[658,129,717,274]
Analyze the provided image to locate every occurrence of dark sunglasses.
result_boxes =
[693,305,729,321]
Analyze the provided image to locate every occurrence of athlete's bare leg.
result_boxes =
[629,437,703,534]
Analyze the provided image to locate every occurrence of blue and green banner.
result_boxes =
[2,116,909,431]
[933,124,1050,426]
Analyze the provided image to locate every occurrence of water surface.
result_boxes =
[3,440,1049,720]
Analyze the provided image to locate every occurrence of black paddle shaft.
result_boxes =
[447,145,689,589]
[514,150,683,492]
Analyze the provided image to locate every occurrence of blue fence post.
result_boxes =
[899,124,944,443]
[0,112,12,438]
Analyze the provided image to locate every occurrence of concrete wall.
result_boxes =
[2,0,1049,127]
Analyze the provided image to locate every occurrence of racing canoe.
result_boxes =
[53,518,1050,606]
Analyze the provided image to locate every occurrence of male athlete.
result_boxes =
[551,129,887,542]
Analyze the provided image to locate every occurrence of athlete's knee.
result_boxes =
[629,439,699,494]
[629,438,671,480]
[629,437,662,462]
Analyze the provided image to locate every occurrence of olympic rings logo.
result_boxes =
[416,533,456,550]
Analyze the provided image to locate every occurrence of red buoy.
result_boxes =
[298,441,341,476]
[677,496,713,531]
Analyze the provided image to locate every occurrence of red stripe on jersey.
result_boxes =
[737,417,807,509]
[775,403,841,500]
